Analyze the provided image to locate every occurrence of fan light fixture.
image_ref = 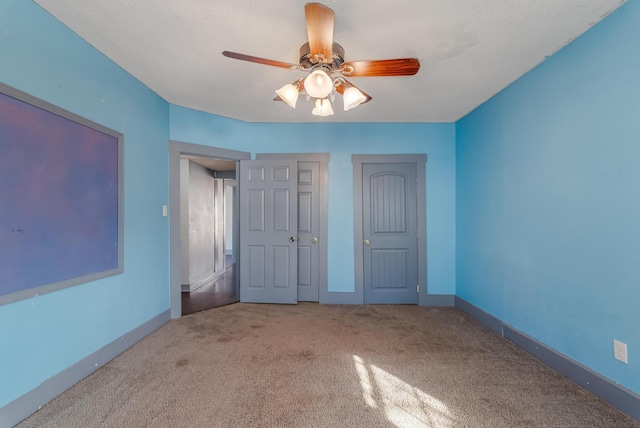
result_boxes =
[275,83,299,108]
[343,86,366,111]
[312,98,334,116]
[275,71,367,116]
[304,70,334,98]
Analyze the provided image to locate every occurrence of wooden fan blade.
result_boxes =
[340,58,420,77]
[222,51,297,69]
[305,3,334,63]
[335,79,372,104]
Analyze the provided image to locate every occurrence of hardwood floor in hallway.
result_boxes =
[181,264,237,316]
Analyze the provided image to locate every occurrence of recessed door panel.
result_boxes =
[248,166,265,182]
[273,246,291,288]
[248,246,265,288]
[370,174,407,234]
[272,166,290,181]
[370,249,408,289]
[298,245,312,289]
[248,189,265,231]
[298,170,312,185]
[298,192,312,233]
[273,189,290,232]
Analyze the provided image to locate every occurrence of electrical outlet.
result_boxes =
[613,340,628,364]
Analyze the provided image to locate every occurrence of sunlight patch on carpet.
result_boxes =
[353,355,453,427]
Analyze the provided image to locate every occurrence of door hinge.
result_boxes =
[417,284,419,292]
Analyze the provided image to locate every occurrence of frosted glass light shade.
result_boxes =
[304,70,333,98]
[312,98,334,117]
[275,84,299,108]
[343,87,366,111]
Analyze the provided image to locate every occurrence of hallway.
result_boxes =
[181,264,237,315]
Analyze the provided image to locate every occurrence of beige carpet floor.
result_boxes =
[19,303,640,427]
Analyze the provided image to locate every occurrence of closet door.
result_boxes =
[239,159,298,303]
[296,161,320,302]
[361,162,418,304]
[256,153,329,303]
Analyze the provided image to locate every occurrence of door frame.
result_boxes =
[256,153,329,303]
[352,154,427,305]
[169,140,250,318]
[223,179,237,268]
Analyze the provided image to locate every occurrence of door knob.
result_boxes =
[289,236,297,242]
[364,239,370,245]
[311,237,318,243]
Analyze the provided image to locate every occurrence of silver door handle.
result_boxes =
[290,236,297,242]
[364,240,370,245]
[311,237,318,243]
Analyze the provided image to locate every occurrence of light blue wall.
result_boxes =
[10,0,635,413]
[0,1,170,407]
[456,0,640,394]
[170,106,457,297]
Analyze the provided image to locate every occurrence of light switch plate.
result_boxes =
[614,340,628,363]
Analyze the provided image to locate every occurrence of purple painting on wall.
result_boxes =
[0,86,122,302]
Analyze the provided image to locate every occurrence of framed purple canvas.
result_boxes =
[0,83,123,305]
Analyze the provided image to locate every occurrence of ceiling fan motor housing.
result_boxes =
[299,42,345,71]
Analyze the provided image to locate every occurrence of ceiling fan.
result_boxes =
[222,2,420,117]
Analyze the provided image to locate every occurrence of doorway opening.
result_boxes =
[179,155,237,315]
[169,141,250,318]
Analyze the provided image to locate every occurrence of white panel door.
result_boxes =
[239,159,298,303]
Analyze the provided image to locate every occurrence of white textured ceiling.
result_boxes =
[34,0,625,123]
